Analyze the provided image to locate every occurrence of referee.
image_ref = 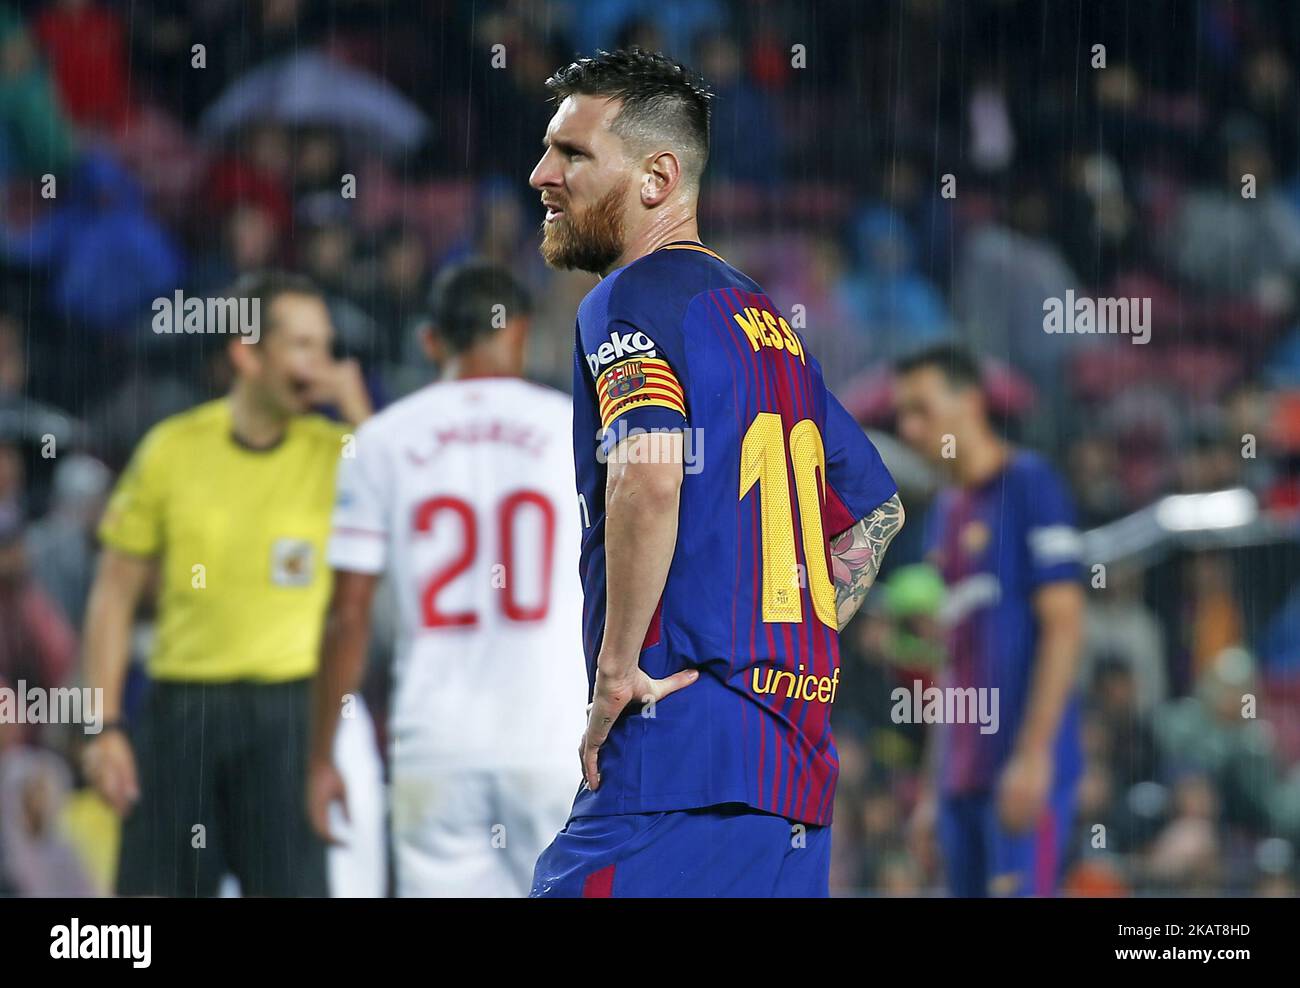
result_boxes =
[81,272,372,897]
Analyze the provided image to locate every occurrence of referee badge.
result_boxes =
[270,538,316,586]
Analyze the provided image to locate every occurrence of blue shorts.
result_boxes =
[937,781,1077,897]
[530,804,831,897]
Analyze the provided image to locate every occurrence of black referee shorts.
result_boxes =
[116,678,328,898]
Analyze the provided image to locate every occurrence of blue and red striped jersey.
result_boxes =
[923,451,1084,795]
[570,241,897,826]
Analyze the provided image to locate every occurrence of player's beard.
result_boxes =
[539,180,628,274]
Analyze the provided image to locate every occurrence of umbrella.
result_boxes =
[200,50,429,154]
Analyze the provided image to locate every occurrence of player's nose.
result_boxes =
[529,152,559,191]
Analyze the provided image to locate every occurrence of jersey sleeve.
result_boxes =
[1022,460,1083,589]
[822,390,898,537]
[580,310,688,457]
[98,425,169,557]
[327,425,390,575]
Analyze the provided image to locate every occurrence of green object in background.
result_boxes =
[884,563,946,618]
[882,563,948,669]
[0,4,77,178]
[888,629,948,669]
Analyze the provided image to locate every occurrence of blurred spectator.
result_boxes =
[31,0,131,130]
[24,453,110,627]
[966,69,1015,173]
[694,31,780,183]
[1177,410,1243,492]
[1143,773,1221,891]
[1066,431,1127,526]
[470,11,563,185]
[203,150,293,243]
[1057,152,1135,287]
[1153,647,1278,833]
[1,150,184,335]
[1090,658,1161,789]
[0,438,19,531]
[187,201,284,297]
[1081,566,1169,716]
[1242,47,1298,167]
[1184,554,1246,684]
[557,0,727,61]
[954,187,1093,391]
[1262,584,1300,673]
[838,206,951,362]
[1163,124,1300,300]
[0,731,94,896]
[0,311,79,445]
[0,4,74,179]
[0,450,77,745]
[365,224,432,365]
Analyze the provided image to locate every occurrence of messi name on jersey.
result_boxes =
[732,304,806,364]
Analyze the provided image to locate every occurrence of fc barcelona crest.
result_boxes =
[605,360,646,399]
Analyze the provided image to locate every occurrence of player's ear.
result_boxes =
[227,335,260,376]
[503,316,530,371]
[419,323,446,365]
[641,150,680,207]
[503,315,530,346]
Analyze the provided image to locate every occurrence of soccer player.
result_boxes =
[526,49,904,897]
[308,260,587,897]
[81,272,374,897]
[893,344,1084,897]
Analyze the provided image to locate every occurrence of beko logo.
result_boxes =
[585,329,658,376]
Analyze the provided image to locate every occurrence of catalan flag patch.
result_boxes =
[597,356,686,429]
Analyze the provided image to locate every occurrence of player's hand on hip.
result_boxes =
[996,746,1053,834]
[307,758,350,846]
[580,665,699,791]
[81,730,139,817]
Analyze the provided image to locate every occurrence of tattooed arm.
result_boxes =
[830,493,905,631]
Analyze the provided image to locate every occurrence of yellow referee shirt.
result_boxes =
[98,398,348,683]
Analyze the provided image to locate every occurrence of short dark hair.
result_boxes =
[894,343,984,391]
[427,260,533,353]
[545,47,712,181]
[227,270,321,341]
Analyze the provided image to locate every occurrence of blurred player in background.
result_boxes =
[81,272,377,897]
[308,260,587,897]
[894,344,1084,897]
[527,49,903,897]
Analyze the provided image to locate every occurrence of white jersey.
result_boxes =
[329,378,587,772]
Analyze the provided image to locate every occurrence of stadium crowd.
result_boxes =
[1,0,1299,896]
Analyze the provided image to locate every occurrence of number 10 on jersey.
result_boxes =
[739,413,837,629]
